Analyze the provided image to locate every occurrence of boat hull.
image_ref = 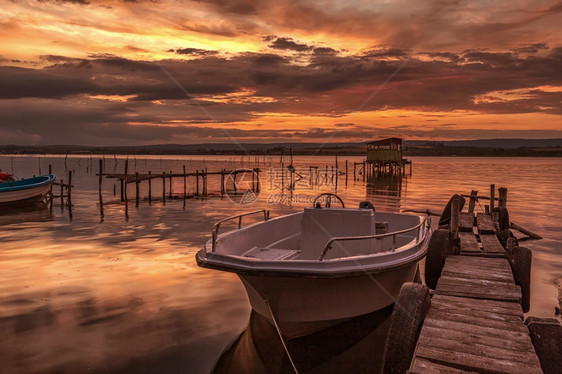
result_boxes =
[0,175,55,206]
[237,261,418,338]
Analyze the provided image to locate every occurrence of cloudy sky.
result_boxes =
[1,0,561,145]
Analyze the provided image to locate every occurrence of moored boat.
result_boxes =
[196,194,431,338]
[0,175,56,207]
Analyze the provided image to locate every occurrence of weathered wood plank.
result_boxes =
[431,295,523,318]
[425,308,528,333]
[439,275,516,289]
[441,268,514,283]
[459,212,475,232]
[444,256,513,273]
[419,325,533,352]
[423,318,533,343]
[429,299,522,323]
[460,251,506,258]
[409,357,476,373]
[436,283,522,303]
[459,232,481,252]
[480,234,505,253]
[477,213,496,234]
[417,335,541,366]
[415,345,542,374]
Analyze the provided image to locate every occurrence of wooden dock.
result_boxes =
[407,189,543,374]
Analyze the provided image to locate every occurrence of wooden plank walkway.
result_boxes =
[477,213,496,234]
[458,212,475,232]
[436,257,522,303]
[409,209,542,373]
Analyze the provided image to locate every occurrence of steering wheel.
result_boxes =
[312,193,345,208]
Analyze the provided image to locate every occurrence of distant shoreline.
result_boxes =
[1,146,561,157]
[1,140,562,157]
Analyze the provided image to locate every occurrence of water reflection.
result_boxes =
[0,203,52,226]
[365,174,407,212]
[0,155,561,373]
[215,306,392,374]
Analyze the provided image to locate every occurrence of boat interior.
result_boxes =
[212,207,423,261]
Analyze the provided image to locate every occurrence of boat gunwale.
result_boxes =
[0,175,56,192]
[196,243,428,278]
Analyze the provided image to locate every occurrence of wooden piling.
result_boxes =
[204,168,208,197]
[345,160,348,186]
[98,160,104,217]
[67,170,72,207]
[490,184,495,212]
[148,171,152,203]
[196,170,200,196]
[499,187,508,209]
[183,165,187,201]
[60,179,64,206]
[120,179,124,202]
[49,164,52,175]
[451,197,460,240]
[135,172,140,207]
[124,159,128,202]
[220,169,225,199]
[468,190,478,213]
[162,171,166,203]
[169,170,173,199]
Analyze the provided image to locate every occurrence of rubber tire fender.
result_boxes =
[424,229,454,290]
[510,246,532,313]
[382,282,431,374]
[438,194,465,226]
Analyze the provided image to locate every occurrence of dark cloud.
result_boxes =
[268,37,312,52]
[37,0,90,4]
[512,43,549,54]
[1,43,562,145]
[190,0,257,15]
[313,47,338,55]
[172,48,218,56]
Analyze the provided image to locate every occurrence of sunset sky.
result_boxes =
[1,0,561,145]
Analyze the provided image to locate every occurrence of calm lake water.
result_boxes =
[0,155,560,373]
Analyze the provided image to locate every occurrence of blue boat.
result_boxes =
[0,175,56,206]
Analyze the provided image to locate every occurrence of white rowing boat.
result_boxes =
[196,195,431,338]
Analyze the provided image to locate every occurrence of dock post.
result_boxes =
[345,160,348,186]
[362,162,366,182]
[205,168,208,197]
[135,172,140,207]
[169,170,173,199]
[468,190,478,213]
[124,159,128,203]
[498,187,508,209]
[98,159,104,217]
[67,170,72,207]
[451,197,460,240]
[490,184,495,213]
[196,170,199,196]
[220,169,224,199]
[148,171,152,203]
[49,164,52,175]
[162,172,166,204]
[183,165,187,202]
[353,162,356,181]
[60,179,64,206]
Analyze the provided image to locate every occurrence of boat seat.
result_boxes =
[243,247,300,260]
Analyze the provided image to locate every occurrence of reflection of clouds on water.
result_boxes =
[0,155,561,371]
